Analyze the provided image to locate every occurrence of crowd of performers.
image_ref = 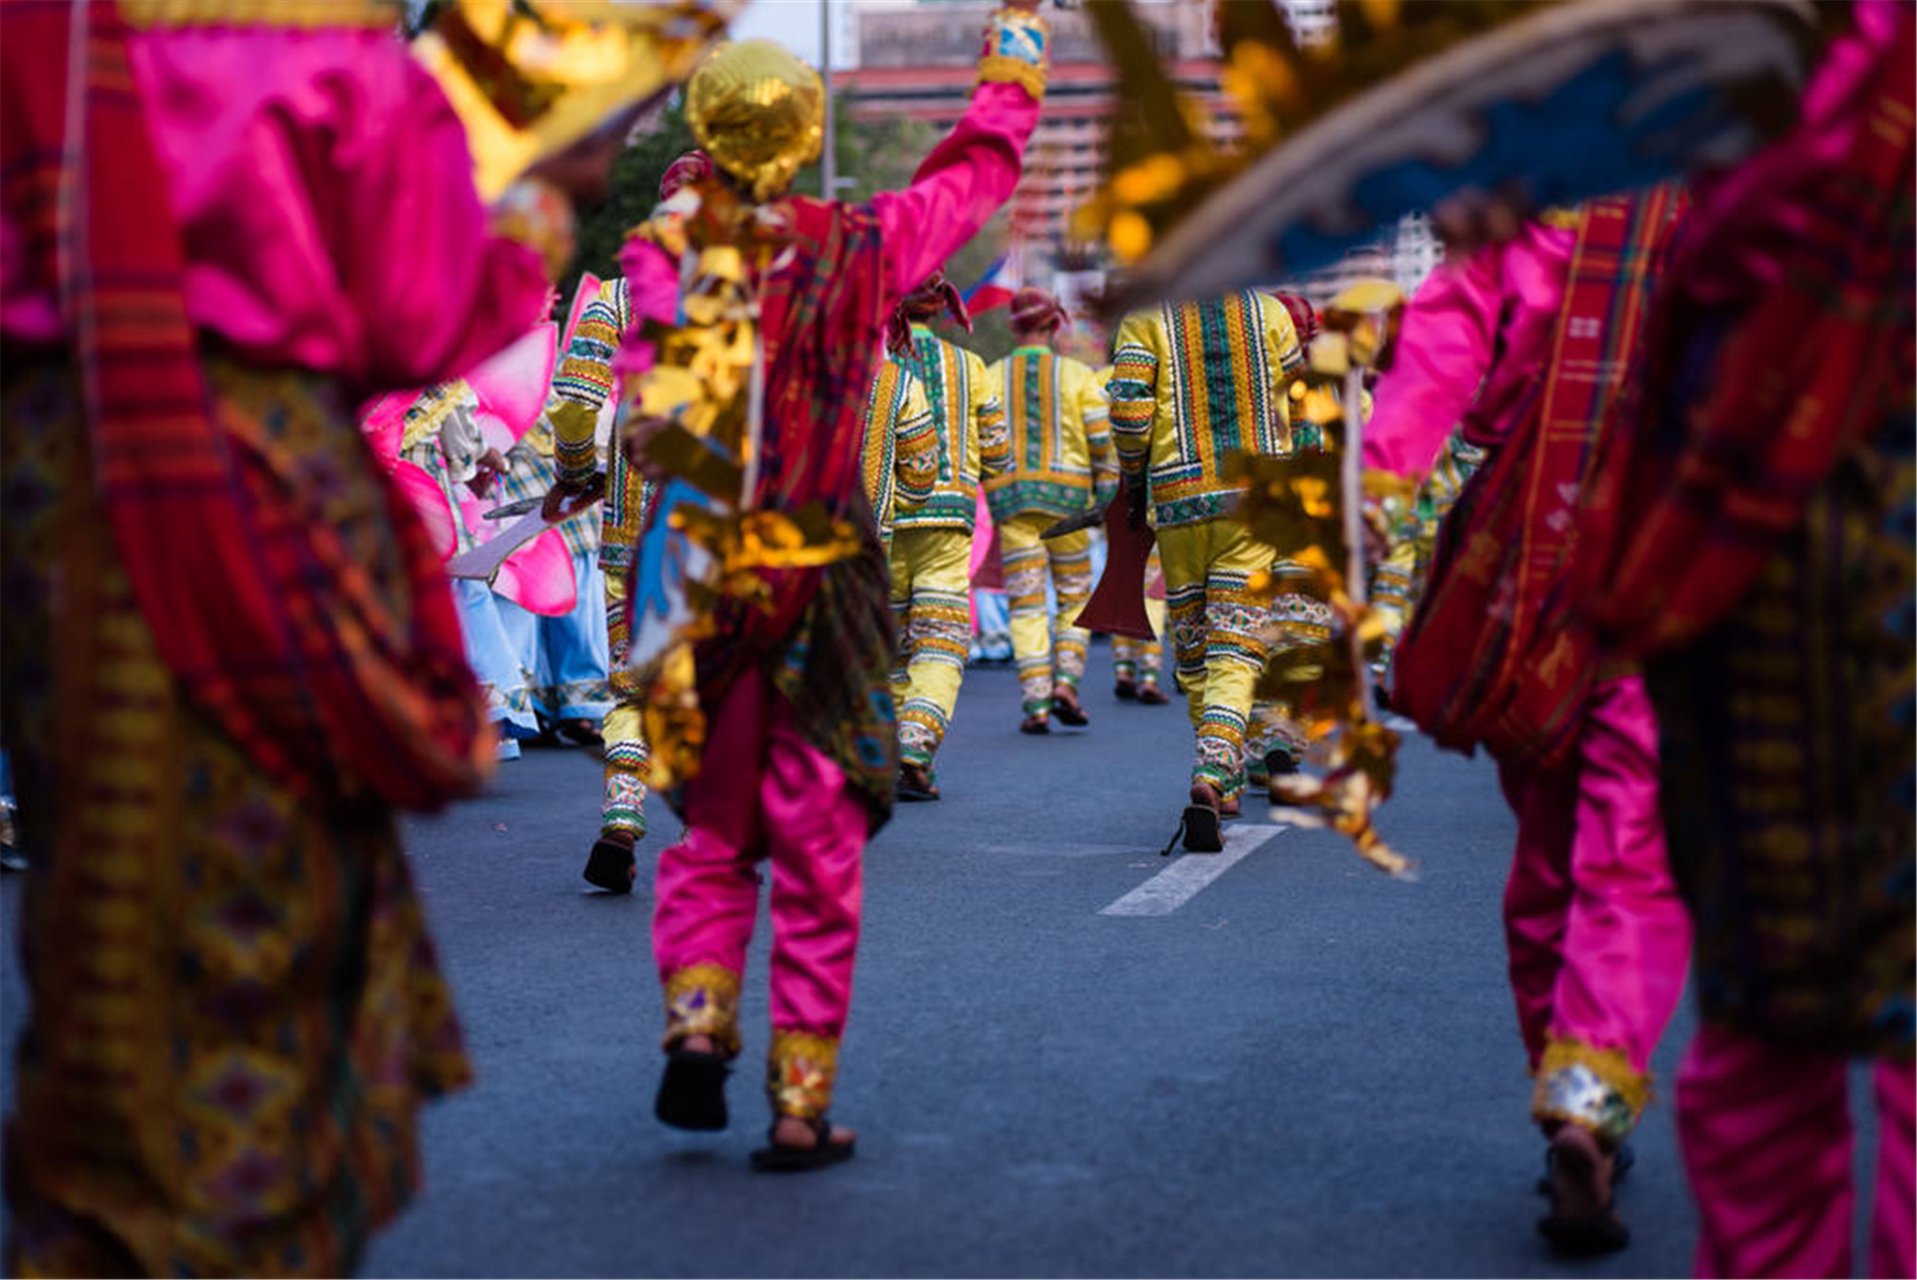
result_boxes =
[0,0,1909,1275]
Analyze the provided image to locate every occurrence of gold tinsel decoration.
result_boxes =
[1231,282,1417,877]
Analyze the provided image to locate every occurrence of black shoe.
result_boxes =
[897,763,940,802]
[655,1048,731,1131]
[1114,678,1139,701]
[1179,783,1225,853]
[1263,747,1301,778]
[583,832,638,893]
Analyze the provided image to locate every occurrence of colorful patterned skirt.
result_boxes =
[1,354,473,1277]
[1647,415,1915,1058]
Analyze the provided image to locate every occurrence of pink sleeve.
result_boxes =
[868,82,1039,305]
[1364,222,1576,475]
[345,57,550,389]
[610,236,683,384]
[127,27,546,391]
[1364,250,1505,476]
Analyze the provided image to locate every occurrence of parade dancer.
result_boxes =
[1376,192,1693,1254]
[1108,291,1303,851]
[495,418,617,745]
[544,11,1048,1167]
[1578,5,1914,1272]
[538,156,722,889]
[890,274,1013,798]
[0,1,553,1269]
[397,380,545,758]
[542,268,661,888]
[987,287,1116,734]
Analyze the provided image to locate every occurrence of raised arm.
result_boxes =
[869,6,1048,305]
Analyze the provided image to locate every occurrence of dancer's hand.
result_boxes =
[542,475,603,523]
[466,448,507,498]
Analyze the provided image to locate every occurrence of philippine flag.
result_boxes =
[962,253,1020,313]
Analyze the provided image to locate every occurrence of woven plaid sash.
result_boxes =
[1581,13,1915,653]
[1393,185,1683,766]
[3,0,488,808]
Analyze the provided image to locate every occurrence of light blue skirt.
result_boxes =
[495,549,614,724]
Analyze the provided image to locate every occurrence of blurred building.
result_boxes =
[836,0,1440,305]
[838,1,1241,249]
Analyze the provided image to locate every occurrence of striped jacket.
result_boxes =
[984,344,1117,521]
[859,356,939,548]
[1108,290,1304,528]
[893,324,1011,532]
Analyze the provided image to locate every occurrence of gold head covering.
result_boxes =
[685,39,825,202]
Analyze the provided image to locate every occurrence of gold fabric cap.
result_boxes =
[685,39,825,202]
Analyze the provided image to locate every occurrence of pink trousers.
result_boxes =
[1496,674,1693,1141]
[1677,1025,1915,1279]
[651,670,868,1117]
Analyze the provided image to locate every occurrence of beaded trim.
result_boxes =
[1532,1036,1652,1145]
[662,963,742,1056]
[766,1029,840,1120]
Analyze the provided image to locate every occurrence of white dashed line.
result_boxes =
[1097,823,1287,916]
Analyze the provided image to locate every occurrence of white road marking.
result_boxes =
[1097,823,1286,917]
[1382,713,1419,734]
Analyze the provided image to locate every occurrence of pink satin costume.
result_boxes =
[1369,232,1690,1146]
[1660,5,1916,1274]
[1,23,545,383]
[643,78,1042,1121]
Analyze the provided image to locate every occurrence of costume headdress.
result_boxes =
[685,39,826,201]
[887,272,972,355]
[1269,291,1320,347]
[659,149,716,201]
[1009,286,1070,334]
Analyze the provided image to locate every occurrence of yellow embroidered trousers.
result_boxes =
[1248,565,1333,774]
[601,563,648,836]
[1156,517,1275,801]
[889,527,973,770]
[997,512,1094,718]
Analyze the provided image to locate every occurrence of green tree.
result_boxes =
[558,96,697,311]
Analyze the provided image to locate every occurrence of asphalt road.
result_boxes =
[4,645,1715,1276]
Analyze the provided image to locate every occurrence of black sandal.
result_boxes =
[897,764,940,802]
[1180,803,1223,853]
[1537,1139,1634,1194]
[582,833,638,894]
[750,1116,856,1173]
[654,1047,731,1131]
[1536,1134,1630,1256]
[1537,1205,1630,1256]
